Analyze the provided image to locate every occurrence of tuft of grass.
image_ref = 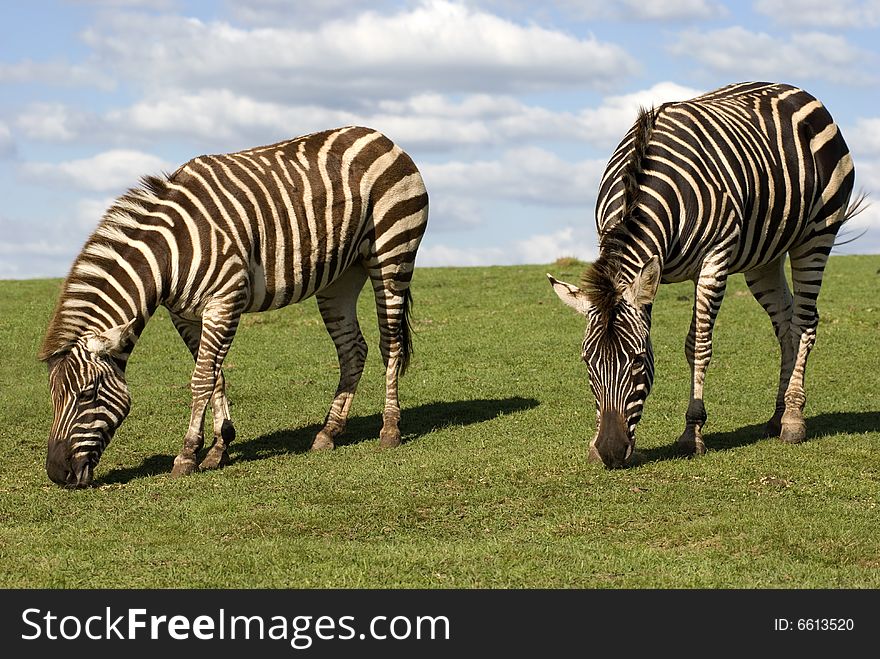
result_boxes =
[552,256,588,271]
[1,255,879,588]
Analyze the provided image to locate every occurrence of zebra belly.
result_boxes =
[244,261,305,312]
[242,251,366,313]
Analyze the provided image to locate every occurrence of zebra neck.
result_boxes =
[597,243,664,287]
[41,234,163,365]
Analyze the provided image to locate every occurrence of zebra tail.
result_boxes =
[833,190,870,248]
[399,287,414,377]
[843,190,870,224]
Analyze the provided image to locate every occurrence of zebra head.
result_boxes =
[548,256,660,468]
[44,320,134,488]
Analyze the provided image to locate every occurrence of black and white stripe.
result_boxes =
[41,126,429,486]
[550,81,862,468]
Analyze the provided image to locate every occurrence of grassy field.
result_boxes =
[1,255,878,588]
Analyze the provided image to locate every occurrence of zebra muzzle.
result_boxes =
[70,461,94,488]
[592,409,633,469]
[46,439,96,488]
[46,439,72,486]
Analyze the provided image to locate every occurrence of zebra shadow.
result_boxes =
[99,396,539,484]
[635,410,880,465]
[232,396,541,461]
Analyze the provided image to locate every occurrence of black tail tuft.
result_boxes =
[399,287,414,376]
[833,190,870,248]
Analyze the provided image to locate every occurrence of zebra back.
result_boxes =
[40,126,429,363]
[593,81,855,280]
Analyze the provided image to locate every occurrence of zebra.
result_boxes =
[548,81,864,468]
[39,126,429,488]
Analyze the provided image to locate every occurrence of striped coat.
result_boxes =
[550,82,861,468]
[41,126,429,487]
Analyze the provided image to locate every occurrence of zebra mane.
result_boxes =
[580,253,625,325]
[581,205,658,327]
[38,174,170,362]
[620,105,657,222]
[579,106,660,325]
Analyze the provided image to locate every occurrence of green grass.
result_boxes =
[1,255,878,588]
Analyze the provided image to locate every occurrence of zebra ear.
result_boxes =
[625,256,661,307]
[548,274,592,315]
[85,319,136,357]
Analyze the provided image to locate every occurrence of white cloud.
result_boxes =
[0,212,86,279]
[493,0,726,22]
[833,115,880,239]
[21,150,175,192]
[80,1,637,103]
[0,239,76,280]
[754,0,880,28]
[97,81,700,154]
[513,226,597,263]
[227,0,399,26]
[16,103,92,141]
[0,121,15,158]
[571,81,703,149]
[69,0,176,6]
[848,117,880,157]
[422,147,607,207]
[0,59,115,89]
[417,225,597,267]
[110,90,535,150]
[670,26,877,84]
[382,82,702,150]
[75,196,119,232]
[851,159,880,218]
[419,148,606,250]
[618,0,726,20]
[107,90,359,145]
[416,241,507,267]
[831,118,880,239]
[425,197,485,232]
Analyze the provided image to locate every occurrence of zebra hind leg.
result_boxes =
[744,257,795,439]
[311,265,369,451]
[779,235,838,444]
[370,275,414,449]
[170,312,236,471]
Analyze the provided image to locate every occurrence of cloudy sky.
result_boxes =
[1,0,879,279]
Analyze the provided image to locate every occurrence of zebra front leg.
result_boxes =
[171,301,242,477]
[200,370,235,470]
[677,264,728,456]
[170,312,236,470]
[311,265,369,451]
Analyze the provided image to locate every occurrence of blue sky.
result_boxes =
[1,0,878,279]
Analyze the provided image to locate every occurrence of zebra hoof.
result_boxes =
[378,429,401,449]
[779,422,806,444]
[763,416,782,438]
[311,431,335,451]
[199,447,230,471]
[171,456,199,478]
[220,419,236,442]
[676,430,706,457]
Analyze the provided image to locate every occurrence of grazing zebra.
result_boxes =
[39,126,429,487]
[548,81,864,468]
